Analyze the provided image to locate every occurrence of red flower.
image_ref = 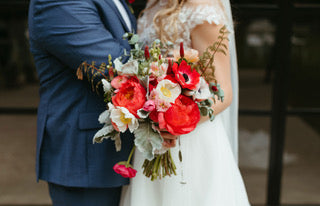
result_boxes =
[112,77,146,118]
[149,78,158,92]
[144,45,150,60]
[149,110,159,123]
[167,58,173,75]
[128,0,135,3]
[180,42,184,58]
[113,163,137,178]
[172,60,200,90]
[211,85,218,92]
[159,95,200,135]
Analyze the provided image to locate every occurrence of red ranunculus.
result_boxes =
[172,60,200,90]
[159,95,200,135]
[113,163,137,178]
[112,77,146,118]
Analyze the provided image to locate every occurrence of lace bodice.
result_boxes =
[138,0,230,48]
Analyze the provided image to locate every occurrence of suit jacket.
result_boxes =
[28,0,137,187]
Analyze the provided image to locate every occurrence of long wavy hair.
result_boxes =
[141,0,227,43]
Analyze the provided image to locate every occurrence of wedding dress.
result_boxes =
[120,0,250,205]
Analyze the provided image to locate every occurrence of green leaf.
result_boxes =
[200,107,208,116]
[128,34,139,44]
[218,49,227,55]
[93,125,115,143]
[111,133,121,152]
[208,109,215,121]
[134,122,163,160]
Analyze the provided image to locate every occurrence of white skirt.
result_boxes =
[120,115,250,206]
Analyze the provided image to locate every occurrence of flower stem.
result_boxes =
[126,145,136,167]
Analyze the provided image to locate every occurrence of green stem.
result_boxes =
[126,145,136,167]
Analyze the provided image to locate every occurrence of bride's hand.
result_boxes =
[160,131,178,148]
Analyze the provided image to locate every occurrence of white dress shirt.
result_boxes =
[112,0,132,32]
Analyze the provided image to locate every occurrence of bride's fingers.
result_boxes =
[162,139,176,148]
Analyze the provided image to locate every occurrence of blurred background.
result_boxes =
[0,0,319,205]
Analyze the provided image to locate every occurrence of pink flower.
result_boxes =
[111,75,128,89]
[113,163,137,178]
[155,98,171,112]
[143,100,156,112]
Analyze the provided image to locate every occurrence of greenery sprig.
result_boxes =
[197,25,230,83]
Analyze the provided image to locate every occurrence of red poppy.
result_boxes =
[159,95,200,135]
[112,77,146,118]
[172,60,200,90]
[113,163,137,178]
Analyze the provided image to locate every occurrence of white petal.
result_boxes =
[101,79,111,93]
[114,58,123,72]
[98,110,110,124]
[128,118,139,133]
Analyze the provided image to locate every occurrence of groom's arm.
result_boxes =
[32,0,130,71]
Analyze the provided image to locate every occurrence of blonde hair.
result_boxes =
[141,0,227,43]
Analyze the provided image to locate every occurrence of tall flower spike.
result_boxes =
[145,45,150,60]
[167,59,172,74]
[180,42,184,58]
[109,67,115,80]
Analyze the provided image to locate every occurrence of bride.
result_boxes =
[120,0,250,205]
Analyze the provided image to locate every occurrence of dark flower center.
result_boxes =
[183,73,189,82]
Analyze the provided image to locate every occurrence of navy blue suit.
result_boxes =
[28,0,136,202]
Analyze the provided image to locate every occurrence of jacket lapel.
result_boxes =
[120,0,137,32]
[105,0,131,32]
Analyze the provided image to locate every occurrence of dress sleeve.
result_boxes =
[179,2,229,33]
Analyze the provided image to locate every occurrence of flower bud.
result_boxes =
[144,45,150,60]
[180,42,184,58]
[109,67,115,79]
[211,85,218,92]
[113,163,137,178]
[167,59,173,74]
[143,100,156,112]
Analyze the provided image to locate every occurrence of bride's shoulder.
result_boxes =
[180,0,227,27]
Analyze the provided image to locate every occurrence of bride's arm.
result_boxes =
[191,22,233,116]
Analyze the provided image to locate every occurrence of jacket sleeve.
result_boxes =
[34,0,130,70]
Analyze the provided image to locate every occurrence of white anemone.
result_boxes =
[155,79,181,103]
[110,106,139,133]
[114,57,139,76]
[193,77,211,100]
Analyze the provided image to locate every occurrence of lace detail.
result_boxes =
[138,1,229,48]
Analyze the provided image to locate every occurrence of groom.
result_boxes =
[28,0,137,205]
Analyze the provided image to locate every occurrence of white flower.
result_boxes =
[114,58,139,76]
[155,79,181,103]
[110,106,139,133]
[114,58,123,72]
[98,110,111,124]
[192,77,211,101]
[101,79,112,93]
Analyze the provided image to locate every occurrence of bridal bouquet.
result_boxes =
[77,26,229,180]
